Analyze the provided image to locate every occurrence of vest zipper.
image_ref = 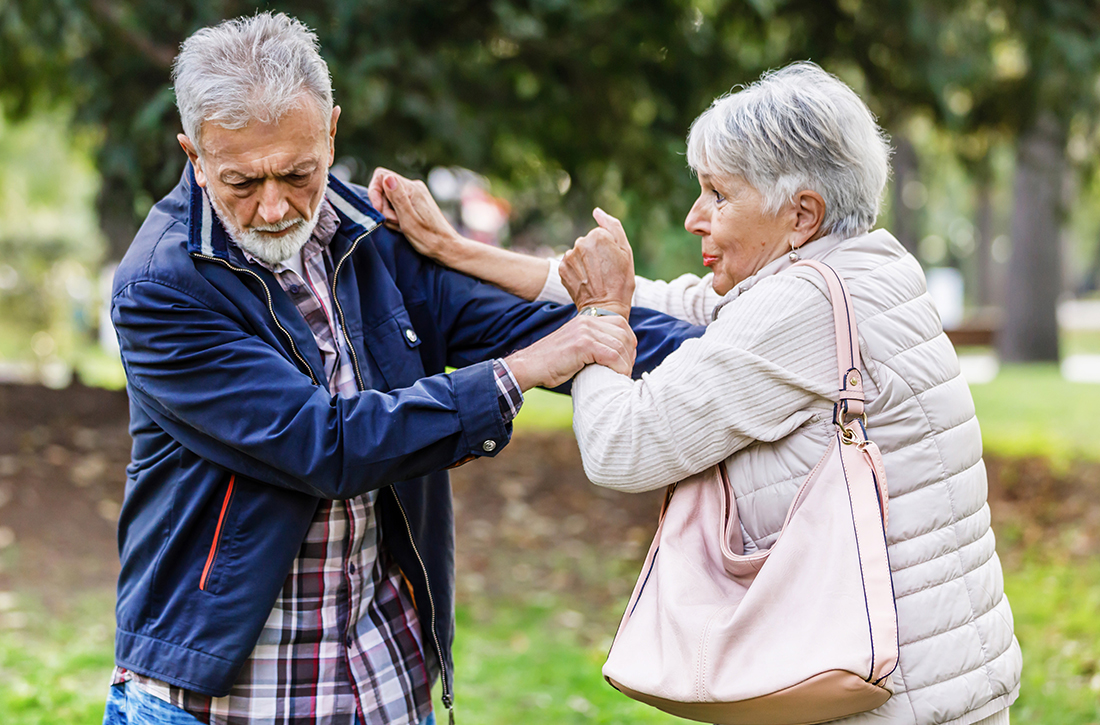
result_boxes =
[190,253,320,386]
[332,225,454,722]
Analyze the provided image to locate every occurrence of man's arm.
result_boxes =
[114,278,521,500]
[113,271,670,500]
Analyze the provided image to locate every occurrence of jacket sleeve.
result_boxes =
[113,278,509,500]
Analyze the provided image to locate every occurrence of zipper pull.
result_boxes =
[447,704,455,725]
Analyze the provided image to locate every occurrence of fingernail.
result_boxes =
[384,175,397,190]
[593,207,606,218]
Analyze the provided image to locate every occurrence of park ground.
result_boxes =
[0,377,1099,724]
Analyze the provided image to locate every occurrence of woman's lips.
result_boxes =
[702,254,718,268]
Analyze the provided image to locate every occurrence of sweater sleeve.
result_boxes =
[538,258,722,326]
[570,274,840,492]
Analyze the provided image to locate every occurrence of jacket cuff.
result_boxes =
[450,361,511,458]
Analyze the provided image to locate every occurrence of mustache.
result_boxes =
[250,217,305,233]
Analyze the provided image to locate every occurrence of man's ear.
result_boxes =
[789,189,826,249]
[177,134,207,188]
[327,105,341,166]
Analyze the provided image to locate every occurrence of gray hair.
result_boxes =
[686,62,891,239]
[172,12,334,151]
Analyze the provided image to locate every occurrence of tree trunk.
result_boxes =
[999,112,1064,362]
[97,173,138,262]
[974,177,996,307]
[890,135,920,256]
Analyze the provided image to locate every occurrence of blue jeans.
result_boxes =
[104,681,437,725]
[103,682,201,725]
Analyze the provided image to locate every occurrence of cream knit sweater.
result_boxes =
[538,230,1020,725]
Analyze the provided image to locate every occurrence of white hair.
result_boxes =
[686,62,891,239]
[172,12,333,152]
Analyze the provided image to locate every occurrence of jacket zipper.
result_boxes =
[330,227,374,391]
[190,253,319,386]
[389,487,455,724]
[200,475,237,591]
[332,226,455,723]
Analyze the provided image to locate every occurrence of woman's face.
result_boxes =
[684,174,793,296]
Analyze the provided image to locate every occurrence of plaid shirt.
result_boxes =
[115,199,523,724]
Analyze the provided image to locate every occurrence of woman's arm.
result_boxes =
[570,273,839,492]
[368,168,550,301]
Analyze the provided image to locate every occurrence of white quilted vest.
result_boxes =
[720,230,1021,724]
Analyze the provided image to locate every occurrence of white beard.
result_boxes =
[210,181,327,267]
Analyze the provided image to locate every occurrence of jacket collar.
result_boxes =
[185,162,384,261]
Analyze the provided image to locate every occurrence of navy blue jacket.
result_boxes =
[110,167,703,704]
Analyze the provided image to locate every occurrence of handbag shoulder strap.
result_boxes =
[789,259,864,428]
[789,259,890,530]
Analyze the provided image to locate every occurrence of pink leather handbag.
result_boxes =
[603,260,899,725]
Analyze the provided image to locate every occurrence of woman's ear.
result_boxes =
[789,189,826,249]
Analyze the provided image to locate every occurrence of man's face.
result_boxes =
[179,100,340,264]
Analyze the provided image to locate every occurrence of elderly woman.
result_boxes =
[370,62,1020,725]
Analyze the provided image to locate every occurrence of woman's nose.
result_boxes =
[684,198,709,236]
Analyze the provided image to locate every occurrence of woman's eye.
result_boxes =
[713,189,725,204]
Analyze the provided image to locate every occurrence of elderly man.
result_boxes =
[103,12,701,725]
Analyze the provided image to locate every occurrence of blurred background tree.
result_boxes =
[2,0,1100,370]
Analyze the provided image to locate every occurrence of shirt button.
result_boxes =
[345,636,354,648]
[288,285,300,294]
[348,563,356,575]
[482,439,496,452]
[405,328,418,343]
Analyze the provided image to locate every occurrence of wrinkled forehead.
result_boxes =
[195,94,331,156]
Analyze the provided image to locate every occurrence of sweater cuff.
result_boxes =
[536,258,573,305]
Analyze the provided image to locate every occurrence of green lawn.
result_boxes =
[969,364,1100,466]
[3,557,1098,725]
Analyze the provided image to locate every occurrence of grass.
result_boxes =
[433,604,679,724]
[4,555,1098,725]
[1002,555,1100,724]
[0,592,116,725]
[969,364,1100,466]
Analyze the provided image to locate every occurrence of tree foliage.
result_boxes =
[4,0,1100,324]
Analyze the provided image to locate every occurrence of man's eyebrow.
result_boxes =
[220,162,319,182]
[220,169,257,182]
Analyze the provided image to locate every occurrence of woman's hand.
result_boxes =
[367,168,460,262]
[559,208,636,319]
[504,314,636,390]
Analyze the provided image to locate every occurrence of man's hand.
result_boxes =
[559,208,635,319]
[367,168,461,262]
[504,314,636,391]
